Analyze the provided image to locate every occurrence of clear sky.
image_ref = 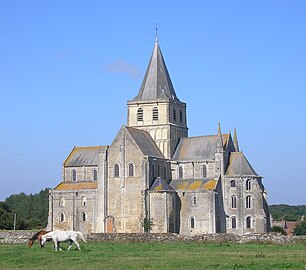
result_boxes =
[0,1,305,205]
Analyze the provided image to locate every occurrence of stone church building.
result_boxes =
[47,39,270,235]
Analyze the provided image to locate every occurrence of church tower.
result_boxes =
[127,39,188,158]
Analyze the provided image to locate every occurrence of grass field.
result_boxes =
[0,241,305,269]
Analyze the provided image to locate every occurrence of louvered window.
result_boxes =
[180,110,183,123]
[137,108,143,121]
[152,107,158,121]
[202,165,207,178]
[173,108,176,121]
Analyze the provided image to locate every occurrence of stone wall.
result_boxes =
[0,231,34,244]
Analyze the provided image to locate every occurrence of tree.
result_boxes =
[294,220,306,236]
[271,225,286,235]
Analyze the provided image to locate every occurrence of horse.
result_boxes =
[28,230,49,248]
[41,230,86,251]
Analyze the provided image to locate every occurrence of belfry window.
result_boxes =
[180,110,183,123]
[178,166,183,179]
[173,108,176,122]
[231,196,237,208]
[137,108,143,121]
[72,170,77,182]
[128,163,134,177]
[246,196,252,208]
[246,180,251,190]
[202,165,207,178]
[93,169,98,181]
[114,164,120,177]
[152,107,158,121]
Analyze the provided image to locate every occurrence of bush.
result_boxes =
[294,220,306,236]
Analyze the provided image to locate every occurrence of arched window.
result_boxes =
[230,180,236,187]
[246,196,252,208]
[59,212,65,222]
[59,197,65,207]
[81,196,87,206]
[190,217,195,229]
[81,212,86,222]
[173,108,176,122]
[128,163,134,177]
[72,170,77,182]
[178,166,183,178]
[137,108,143,121]
[231,217,237,229]
[179,110,183,123]
[114,164,120,177]
[152,107,158,121]
[246,216,252,228]
[231,196,237,208]
[246,180,251,190]
[93,169,98,181]
[202,165,207,178]
[192,195,197,206]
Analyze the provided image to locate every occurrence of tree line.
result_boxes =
[268,204,305,221]
[0,188,49,230]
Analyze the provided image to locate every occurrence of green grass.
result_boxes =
[0,241,305,269]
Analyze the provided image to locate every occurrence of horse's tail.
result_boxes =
[76,232,87,243]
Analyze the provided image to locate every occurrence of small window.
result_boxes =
[179,110,183,123]
[72,170,77,182]
[114,164,120,177]
[178,166,183,179]
[190,217,195,228]
[231,196,237,209]
[246,180,251,191]
[230,180,236,187]
[246,196,252,209]
[81,212,86,222]
[152,107,158,121]
[93,169,98,181]
[163,166,167,178]
[192,195,197,206]
[128,163,134,177]
[202,165,207,178]
[137,108,143,121]
[231,217,237,229]
[82,196,87,206]
[157,165,161,177]
[59,197,65,207]
[173,108,176,122]
[246,216,252,228]
[60,212,65,222]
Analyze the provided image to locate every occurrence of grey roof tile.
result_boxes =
[150,177,174,192]
[225,152,258,176]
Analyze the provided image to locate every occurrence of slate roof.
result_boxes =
[150,177,175,192]
[126,127,164,158]
[54,182,97,190]
[172,134,228,161]
[64,146,107,167]
[131,40,179,102]
[225,152,258,176]
[170,179,218,191]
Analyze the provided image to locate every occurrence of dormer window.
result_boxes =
[152,107,158,121]
[137,108,143,121]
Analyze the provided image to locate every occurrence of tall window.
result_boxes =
[190,217,195,228]
[246,216,252,228]
[246,196,252,208]
[60,212,65,222]
[157,165,160,177]
[114,164,120,177]
[202,165,207,178]
[82,196,87,206]
[72,170,77,182]
[231,196,237,208]
[81,212,86,222]
[93,169,98,181]
[178,166,183,178]
[163,166,167,178]
[246,180,251,190]
[231,217,237,229]
[173,108,176,122]
[128,163,134,177]
[192,195,197,206]
[179,110,183,123]
[152,107,158,121]
[230,180,236,187]
[59,197,65,207]
[137,108,143,121]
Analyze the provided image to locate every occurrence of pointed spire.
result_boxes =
[132,39,179,102]
[216,123,224,153]
[233,128,239,152]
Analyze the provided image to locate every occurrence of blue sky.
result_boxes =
[0,1,305,205]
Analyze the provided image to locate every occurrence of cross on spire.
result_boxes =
[155,23,158,42]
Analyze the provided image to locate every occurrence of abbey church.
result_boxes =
[47,39,270,235]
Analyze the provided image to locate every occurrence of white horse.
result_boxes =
[41,230,86,251]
